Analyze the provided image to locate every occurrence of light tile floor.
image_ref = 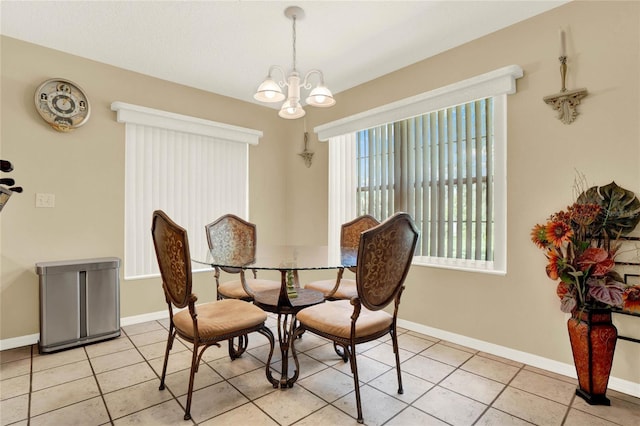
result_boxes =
[1,314,639,425]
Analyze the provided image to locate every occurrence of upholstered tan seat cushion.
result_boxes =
[218,278,281,299]
[296,299,392,339]
[305,278,358,300]
[173,299,267,339]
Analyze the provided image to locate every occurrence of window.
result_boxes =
[111,102,262,279]
[357,97,494,261]
[317,66,523,274]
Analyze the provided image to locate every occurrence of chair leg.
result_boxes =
[159,327,176,391]
[333,342,349,362]
[183,344,200,421]
[391,329,404,394]
[227,334,248,360]
[348,345,364,424]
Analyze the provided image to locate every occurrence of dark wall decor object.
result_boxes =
[298,131,314,167]
[0,159,21,212]
[34,78,90,132]
[543,29,588,124]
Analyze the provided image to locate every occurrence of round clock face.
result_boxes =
[34,78,90,132]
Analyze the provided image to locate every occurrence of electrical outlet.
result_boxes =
[35,193,55,208]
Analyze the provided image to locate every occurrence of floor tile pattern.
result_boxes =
[1,315,638,425]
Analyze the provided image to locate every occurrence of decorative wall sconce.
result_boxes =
[543,30,588,124]
[298,132,314,168]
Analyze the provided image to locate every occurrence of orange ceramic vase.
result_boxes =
[567,308,617,405]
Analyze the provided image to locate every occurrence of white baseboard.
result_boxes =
[397,318,640,399]
[119,310,168,326]
[0,333,41,351]
[2,313,636,398]
[0,310,169,351]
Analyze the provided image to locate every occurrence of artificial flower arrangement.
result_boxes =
[531,180,640,314]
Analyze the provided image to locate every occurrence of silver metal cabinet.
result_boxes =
[36,257,121,353]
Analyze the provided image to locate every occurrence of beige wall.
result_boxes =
[2,1,639,388]
[0,36,293,336]
[294,0,640,387]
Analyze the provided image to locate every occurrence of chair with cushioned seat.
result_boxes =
[291,212,419,424]
[305,214,380,300]
[205,214,281,301]
[152,210,275,421]
[205,214,281,358]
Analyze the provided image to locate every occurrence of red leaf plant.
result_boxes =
[531,180,640,314]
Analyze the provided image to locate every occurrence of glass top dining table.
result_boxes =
[193,244,357,388]
[193,244,357,271]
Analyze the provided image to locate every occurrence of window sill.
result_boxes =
[412,256,506,276]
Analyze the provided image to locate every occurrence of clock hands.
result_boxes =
[35,79,90,131]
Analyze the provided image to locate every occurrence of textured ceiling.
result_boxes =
[1,1,568,106]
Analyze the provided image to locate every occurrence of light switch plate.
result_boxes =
[36,193,55,208]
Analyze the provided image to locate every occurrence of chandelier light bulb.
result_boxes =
[279,100,305,119]
[254,77,285,103]
[306,84,335,108]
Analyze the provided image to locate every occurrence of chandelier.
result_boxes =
[253,6,335,119]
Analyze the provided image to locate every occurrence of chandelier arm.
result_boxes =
[301,69,325,90]
[267,65,289,88]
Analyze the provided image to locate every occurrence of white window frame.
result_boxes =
[111,102,262,279]
[316,65,523,275]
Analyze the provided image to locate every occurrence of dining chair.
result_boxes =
[305,214,380,300]
[291,212,419,424]
[205,214,281,358]
[205,214,281,300]
[152,210,275,421]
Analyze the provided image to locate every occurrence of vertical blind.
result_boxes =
[112,102,262,280]
[328,134,357,258]
[124,124,249,278]
[356,97,494,261]
[322,67,520,273]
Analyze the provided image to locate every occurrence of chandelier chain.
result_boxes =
[292,15,297,71]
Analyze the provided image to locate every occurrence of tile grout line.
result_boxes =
[328,333,440,425]
[560,392,577,426]
[469,361,529,425]
[122,322,198,425]
[83,344,115,425]
[27,344,33,426]
[131,318,282,424]
[5,319,638,426]
[292,363,357,425]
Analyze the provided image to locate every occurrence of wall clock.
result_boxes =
[34,78,90,132]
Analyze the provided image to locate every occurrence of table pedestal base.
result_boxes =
[266,313,300,388]
[253,276,325,389]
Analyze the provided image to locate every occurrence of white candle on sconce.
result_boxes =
[559,29,566,57]
[544,27,588,124]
